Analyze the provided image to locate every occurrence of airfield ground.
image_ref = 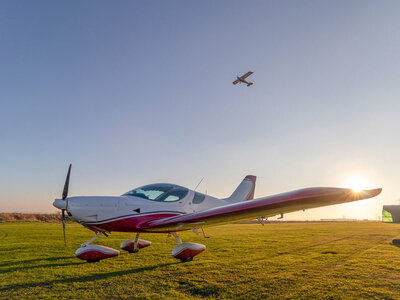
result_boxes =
[1,222,400,299]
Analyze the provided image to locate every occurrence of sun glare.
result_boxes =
[344,176,370,193]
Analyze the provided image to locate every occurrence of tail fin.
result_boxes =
[224,175,256,203]
[247,82,253,87]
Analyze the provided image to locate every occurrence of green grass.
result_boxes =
[1,222,400,299]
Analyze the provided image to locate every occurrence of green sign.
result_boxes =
[382,209,393,223]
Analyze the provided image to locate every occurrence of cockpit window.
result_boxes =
[123,184,189,202]
[192,192,206,204]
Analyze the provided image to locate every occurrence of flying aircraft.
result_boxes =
[233,71,254,86]
[53,164,381,263]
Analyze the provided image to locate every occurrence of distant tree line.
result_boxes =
[0,213,67,222]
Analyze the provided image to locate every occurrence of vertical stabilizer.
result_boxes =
[224,175,256,203]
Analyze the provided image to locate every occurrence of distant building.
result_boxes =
[382,205,400,223]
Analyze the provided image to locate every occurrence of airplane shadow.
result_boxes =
[0,262,84,274]
[0,262,178,292]
[0,256,73,268]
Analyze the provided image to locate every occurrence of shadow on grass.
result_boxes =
[0,262,178,292]
[0,256,73,268]
[0,262,84,274]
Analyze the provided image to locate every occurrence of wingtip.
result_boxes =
[359,188,382,199]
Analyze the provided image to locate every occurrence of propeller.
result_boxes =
[61,164,71,245]
[62,208,66,245]
[62,164,71,200]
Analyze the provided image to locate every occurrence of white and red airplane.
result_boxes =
[53,164,381,263]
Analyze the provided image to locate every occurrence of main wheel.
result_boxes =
[180,257,193,263]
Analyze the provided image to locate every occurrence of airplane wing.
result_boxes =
[232,79,240,85]
[139,187,381,232]
[241,71,253,79]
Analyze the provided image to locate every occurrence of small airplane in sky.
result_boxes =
[53,164,381,263]
[233,71,254,86]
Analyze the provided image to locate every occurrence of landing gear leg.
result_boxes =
[130,232,140,253]
[201,226,210,238]
[172,232,182,244]
[81,232,102,248]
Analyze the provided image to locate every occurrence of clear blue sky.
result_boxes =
[1,1,399,219]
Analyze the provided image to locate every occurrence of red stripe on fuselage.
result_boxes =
[84,213,181,233]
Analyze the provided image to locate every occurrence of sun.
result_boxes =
[344,175,370,193]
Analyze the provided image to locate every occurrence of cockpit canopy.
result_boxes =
[123,183,189,202]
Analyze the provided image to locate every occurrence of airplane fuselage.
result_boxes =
[55,191,228,233]
[237,76,249,84]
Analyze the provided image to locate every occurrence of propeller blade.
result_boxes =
[62,164,72,200]
[62,209,66,245]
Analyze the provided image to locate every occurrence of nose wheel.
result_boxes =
[75,232,120,262]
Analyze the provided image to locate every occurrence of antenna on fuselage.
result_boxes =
[194,177,204,192]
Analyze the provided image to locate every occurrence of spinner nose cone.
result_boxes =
[53,198,67,210]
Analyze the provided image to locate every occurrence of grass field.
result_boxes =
[1,222,400,299]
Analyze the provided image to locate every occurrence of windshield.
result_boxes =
[123,183,189,202]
